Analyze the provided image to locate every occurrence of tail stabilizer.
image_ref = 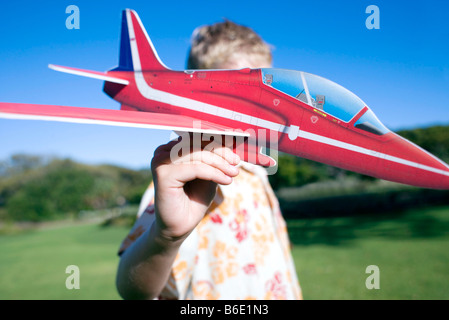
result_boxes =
[116,9,169,72]
[49,64,129,85]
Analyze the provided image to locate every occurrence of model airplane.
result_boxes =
[1,9,449,189]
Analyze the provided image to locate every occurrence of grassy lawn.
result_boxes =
[288,205,449,299]
[0,205,448,300]
[0,222,129,300]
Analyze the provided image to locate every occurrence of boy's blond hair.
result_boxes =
[187,20,272,70]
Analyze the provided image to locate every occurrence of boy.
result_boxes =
[116,20,302,300]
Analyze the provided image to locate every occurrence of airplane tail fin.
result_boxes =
[116,9,169,71]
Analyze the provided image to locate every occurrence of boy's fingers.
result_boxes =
[204,144,240,166]
[174,150,239,177]
[169,162,234,186]
[152,135,241,174]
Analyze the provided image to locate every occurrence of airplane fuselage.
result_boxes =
[103,67,449,189]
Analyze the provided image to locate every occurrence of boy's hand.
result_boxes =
[150,135,240,243]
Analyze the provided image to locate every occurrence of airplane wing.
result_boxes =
[0,102,248,136]
[0,102,275,166]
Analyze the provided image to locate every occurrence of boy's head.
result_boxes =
[187,20,272,70]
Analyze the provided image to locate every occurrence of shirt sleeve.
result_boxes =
[117,184,155,256]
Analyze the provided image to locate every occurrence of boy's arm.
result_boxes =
[115,219,184,300]
[116,138,240,300]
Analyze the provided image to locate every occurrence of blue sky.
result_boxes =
[0,0,448,169]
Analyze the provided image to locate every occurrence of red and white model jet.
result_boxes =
[1,9,448,189]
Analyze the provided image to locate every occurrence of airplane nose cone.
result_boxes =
[381,134,449,189]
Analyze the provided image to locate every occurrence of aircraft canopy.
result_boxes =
[261,69,389,135]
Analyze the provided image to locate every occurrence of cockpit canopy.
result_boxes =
[261,69,389,135]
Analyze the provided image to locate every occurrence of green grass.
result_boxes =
[288,205,449,299]
[0,222,129,300]
[1,205,448,299]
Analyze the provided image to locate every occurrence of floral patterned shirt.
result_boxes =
[118,162,302,300]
